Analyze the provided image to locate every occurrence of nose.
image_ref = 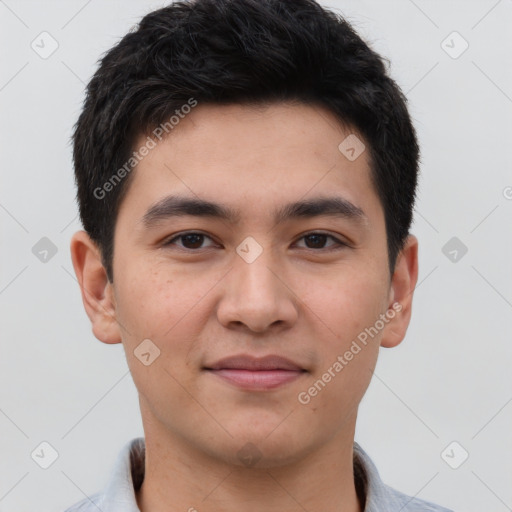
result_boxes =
[216,246,299,334]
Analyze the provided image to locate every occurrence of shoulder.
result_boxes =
[62,437,145,512]
[62,491,104,512]
[353,442,453,512]
[382,484,454,511]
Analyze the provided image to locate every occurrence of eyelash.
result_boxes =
[162,231,348,252]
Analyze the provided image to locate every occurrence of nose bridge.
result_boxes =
[216,239,297,332]
[234,234,279,292]
[236,249,278,300]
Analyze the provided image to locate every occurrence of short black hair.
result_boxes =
[72,0,419,282]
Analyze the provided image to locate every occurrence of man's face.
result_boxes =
[105,103,401,466]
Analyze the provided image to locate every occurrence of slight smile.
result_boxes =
[203,354,309,391]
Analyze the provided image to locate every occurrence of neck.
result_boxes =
[136,411,363,512]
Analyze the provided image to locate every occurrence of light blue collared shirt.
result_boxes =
[64,437,453,511]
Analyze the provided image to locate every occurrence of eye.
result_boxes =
[163,232,217,250]
[162,231,348,252]
[294,232,347,250]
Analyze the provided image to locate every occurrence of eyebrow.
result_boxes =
[141,194,367,228]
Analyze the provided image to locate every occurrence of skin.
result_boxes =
[70,102,418,512]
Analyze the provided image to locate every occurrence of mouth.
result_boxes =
[203,354,307,391]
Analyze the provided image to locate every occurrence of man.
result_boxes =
[66,0,452,510]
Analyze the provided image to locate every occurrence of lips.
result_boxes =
[205,354,305,371]
[204,354,307,390]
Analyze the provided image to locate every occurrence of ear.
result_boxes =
[70,230,122,344]
[380,234,419,348]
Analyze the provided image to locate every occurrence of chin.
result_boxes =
[210,424,312,469]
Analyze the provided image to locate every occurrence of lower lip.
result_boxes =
[206,369,305,390]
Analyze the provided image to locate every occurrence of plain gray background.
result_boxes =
[1,1,511,510]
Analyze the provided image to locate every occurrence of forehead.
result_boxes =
[117,102,382,227]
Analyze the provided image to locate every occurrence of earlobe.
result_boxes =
[380,234,419,349]
[70,230,122,344]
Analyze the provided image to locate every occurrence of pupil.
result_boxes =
[306,234,326,248]
[183,234,203,248]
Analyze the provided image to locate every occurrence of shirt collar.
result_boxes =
[95,437,145,512]
[353,442,409,510]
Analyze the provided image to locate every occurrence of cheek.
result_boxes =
[115,261,204,339]
[298,266,388,341]
[298,331,380,426]
[114,262,221,389]
[113,265,207,405]
[294,267,386,407]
